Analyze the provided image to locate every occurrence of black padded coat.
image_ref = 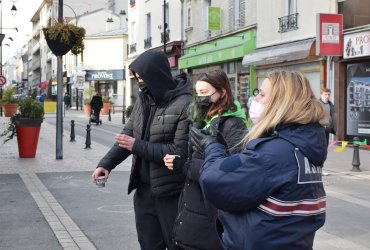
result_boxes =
[173,116,247,250]
[97,51,192,197]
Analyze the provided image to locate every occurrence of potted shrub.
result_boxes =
[101,96,114,115]
[1,96,44,158]
[43,21,85,56]
[83,87,95,117]
[0,87,19,117]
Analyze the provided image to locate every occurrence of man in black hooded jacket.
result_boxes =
[92,50,192,250]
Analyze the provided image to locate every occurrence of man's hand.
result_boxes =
[115,134,135,151]
[190,127,228,154]
[92,167,109,184]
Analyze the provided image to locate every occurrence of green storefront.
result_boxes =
[179,28,256,108]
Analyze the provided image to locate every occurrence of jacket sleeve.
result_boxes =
[187,117,247,182]
[221,117,247,153]
[199,143,274,212]
[131,106,190,164]
[96,102,136,172]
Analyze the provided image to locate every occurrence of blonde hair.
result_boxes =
[243,70,324,144]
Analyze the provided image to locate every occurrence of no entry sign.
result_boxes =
[0,76,6,86]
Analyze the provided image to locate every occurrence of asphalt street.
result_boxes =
[1,109,370,250]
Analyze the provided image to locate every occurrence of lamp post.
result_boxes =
[56,0,64,159]
[163,0,166,53]
[0,0,17,117]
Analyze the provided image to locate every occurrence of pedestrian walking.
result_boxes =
[91,50,192,250]
[163,70,247,250]
[64,93,71,110]
[190,70,327,250]
[319,88,336,176]
[90,93,103,125]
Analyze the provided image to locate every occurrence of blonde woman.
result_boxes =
[190,70,327,250]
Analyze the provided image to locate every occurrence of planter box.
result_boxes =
[2,103,18,117]
[15,118,43,158]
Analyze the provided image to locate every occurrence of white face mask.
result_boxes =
[249,100,265,124]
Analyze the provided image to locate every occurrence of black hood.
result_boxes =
[130,50,186,104]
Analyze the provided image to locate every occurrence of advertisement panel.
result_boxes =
[343,31,370,59]
[316,13,343,56]
[346,62,370,140]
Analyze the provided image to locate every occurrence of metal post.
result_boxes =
[85,124,91,149]
[76,88,79,110]
[122,106,126,124]
[56,0,64,159]
[351,138,361,172]
[108,108,111,121]
[163,0,166,53]
[70,120,76,142]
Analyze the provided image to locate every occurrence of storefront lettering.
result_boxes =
[91,72,114,80]
[356,34,370,45]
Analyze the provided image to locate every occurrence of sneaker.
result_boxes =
[322,171,329,176]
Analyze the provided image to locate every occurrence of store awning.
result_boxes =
[242,38,316,66]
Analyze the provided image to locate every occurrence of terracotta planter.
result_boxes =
[83,104,91,117]
[2,103,18,117]
[15,118,43,158]
[101,103,112,115]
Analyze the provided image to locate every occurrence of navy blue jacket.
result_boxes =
[199,123,327,250]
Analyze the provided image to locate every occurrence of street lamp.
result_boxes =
[10,3,16,16]
[0,0,17,116]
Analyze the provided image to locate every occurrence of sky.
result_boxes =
[1,0,43,63]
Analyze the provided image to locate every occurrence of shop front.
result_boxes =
[85,69,125,106]
[340,29,370,142]
[179,29,256,108]
[242,38,324,99]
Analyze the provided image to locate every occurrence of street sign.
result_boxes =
[0,76,6,86]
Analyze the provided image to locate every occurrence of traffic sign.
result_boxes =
[0,76,6,86]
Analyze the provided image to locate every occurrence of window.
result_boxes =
[203,0,211,36]
[288,0,297,15]
[229,0,245,30]
[130,21,136,44]
[146,13,151,38]
[164,2,169,30]
[186,4,192,28]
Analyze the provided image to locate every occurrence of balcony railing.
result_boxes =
[144,37,152,49]
[278,13,299,33]
[161,29,170,43]
[129,43,137,54]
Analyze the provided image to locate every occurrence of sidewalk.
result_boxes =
[1,112,370,249]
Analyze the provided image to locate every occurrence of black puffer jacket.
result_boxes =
[173,116,247,250]
[97,51,192,197]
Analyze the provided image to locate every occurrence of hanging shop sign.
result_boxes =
[316,13,343,56]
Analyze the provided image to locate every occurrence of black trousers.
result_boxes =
[134,185,179,250]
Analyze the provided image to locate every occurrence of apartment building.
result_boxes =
[179,0,257,108]
[124,0,183,106]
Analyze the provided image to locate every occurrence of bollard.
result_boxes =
[85,124,91,149]
[70,120,76,142]
[351,138,361,172]
[108,109,111,122]
[122,107,126,124]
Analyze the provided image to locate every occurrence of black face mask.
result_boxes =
[196,95,212,108]
[138,82,150,95]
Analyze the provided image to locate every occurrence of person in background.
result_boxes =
[163,70,247,250]
[91,50,192,250]
[190,70,327,250]
[90,93,103,125]
[319,88,336,176]
[319,88,336,145]
[63,93,71,110]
